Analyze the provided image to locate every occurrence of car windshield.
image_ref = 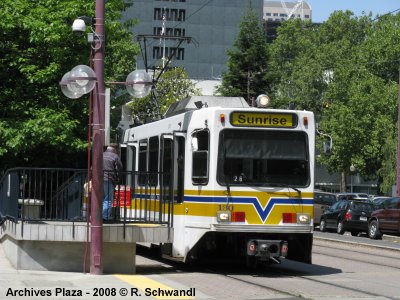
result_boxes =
[351,202,374,212]
[217,129,310,187]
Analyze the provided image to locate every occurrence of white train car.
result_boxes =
[122,95,315,266]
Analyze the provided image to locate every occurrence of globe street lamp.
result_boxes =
[60,2,151,274]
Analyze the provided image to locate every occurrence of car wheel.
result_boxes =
[350,231,359,237]
[368,220,382,240]
[319,219,326,232]
[337,220,345,235]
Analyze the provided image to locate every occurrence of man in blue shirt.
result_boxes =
[103,143,123,221]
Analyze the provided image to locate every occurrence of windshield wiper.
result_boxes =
[257,182,302,195]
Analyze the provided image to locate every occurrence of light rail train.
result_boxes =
[121,95,315,266]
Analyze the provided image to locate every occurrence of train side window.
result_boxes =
[148,136,159,186]
[191,129,209,185]
[161,138,172,186]
[138,139,148,185]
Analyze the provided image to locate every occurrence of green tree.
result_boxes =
[268,19,321,112]
[128,67,200,122]
[268,11,400,192]
[0,0,139,172]
[216,5,270,103]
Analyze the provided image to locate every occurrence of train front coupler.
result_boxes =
[246,239,288,265]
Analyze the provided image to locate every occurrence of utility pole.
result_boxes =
[396,63,400,196]
[91,0,105,275]
[247,70,251,106]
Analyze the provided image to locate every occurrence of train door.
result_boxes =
[160,133,185,257]
[125,142,137,188]
[159,133,185,210]
[160,135,173,224]
[174,133,185,204]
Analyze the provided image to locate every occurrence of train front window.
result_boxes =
[217,130,310,187]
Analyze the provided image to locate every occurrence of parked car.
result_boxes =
[371,196,391,209]
[368,197,400,239]
[313,191,336,227]
[319,199,375,236]
[336,193,370,201]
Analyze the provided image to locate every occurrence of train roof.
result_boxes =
[164,96,249,118]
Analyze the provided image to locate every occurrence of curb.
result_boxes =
[382,234,400,243]
[314,235,400,252]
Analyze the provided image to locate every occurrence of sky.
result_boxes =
[307,0,400,23]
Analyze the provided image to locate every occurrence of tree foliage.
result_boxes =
[128,67,200,122]
[0,0,139,171]
[216,5,270,103]
[268,11,400,193]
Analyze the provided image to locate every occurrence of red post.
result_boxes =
[90,0,105,275]
[397,64,400,197]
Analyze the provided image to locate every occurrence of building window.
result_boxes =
[273,13,278,16]
[153,47,185,60]
[266,12,271,16]
[154,8,162,20]
[305,14,310,18]
[153,27,185,37]
[154,8,185,21]
[178,9,185,21]
[174,28,185,36]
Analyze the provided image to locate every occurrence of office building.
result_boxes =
[121,0,263,80]
[263,1,312,22]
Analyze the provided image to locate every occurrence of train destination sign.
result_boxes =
[230,111,297,128]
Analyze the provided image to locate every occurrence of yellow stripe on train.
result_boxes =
[123,189,313,225]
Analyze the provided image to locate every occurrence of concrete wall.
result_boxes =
[2,236,136,274]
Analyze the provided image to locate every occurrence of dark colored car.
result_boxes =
[368,197,400,239]
[320,200,375,236]
[313,191,336,227]
[371,196,391,209]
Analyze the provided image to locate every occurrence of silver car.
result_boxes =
[314,191,336,227]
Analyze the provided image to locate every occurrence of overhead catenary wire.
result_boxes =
[372,7,400,21]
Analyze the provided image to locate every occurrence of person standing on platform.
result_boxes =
[102,143,123,221]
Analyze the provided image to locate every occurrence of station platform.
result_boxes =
[0,219,173,274]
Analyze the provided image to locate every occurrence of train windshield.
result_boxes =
[217,129,310,187]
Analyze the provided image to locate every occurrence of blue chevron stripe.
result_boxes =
[184,195,313,222]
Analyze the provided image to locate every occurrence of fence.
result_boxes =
[0,168,173,227]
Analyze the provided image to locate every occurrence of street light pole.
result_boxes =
[61,3,153,275]
[350,164,355,193]
[397,63,400,197]
[91,0,105,275]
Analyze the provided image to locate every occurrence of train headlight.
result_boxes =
[256,94,271,108]
[217,211,231,223]
[297,213,311,224]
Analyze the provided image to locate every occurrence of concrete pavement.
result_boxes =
[0,243,209,300]
[1,232,399,300]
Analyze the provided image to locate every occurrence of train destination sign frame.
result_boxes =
[230,111,297,128]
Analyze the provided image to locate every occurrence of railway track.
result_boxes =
[136,235,400,299]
